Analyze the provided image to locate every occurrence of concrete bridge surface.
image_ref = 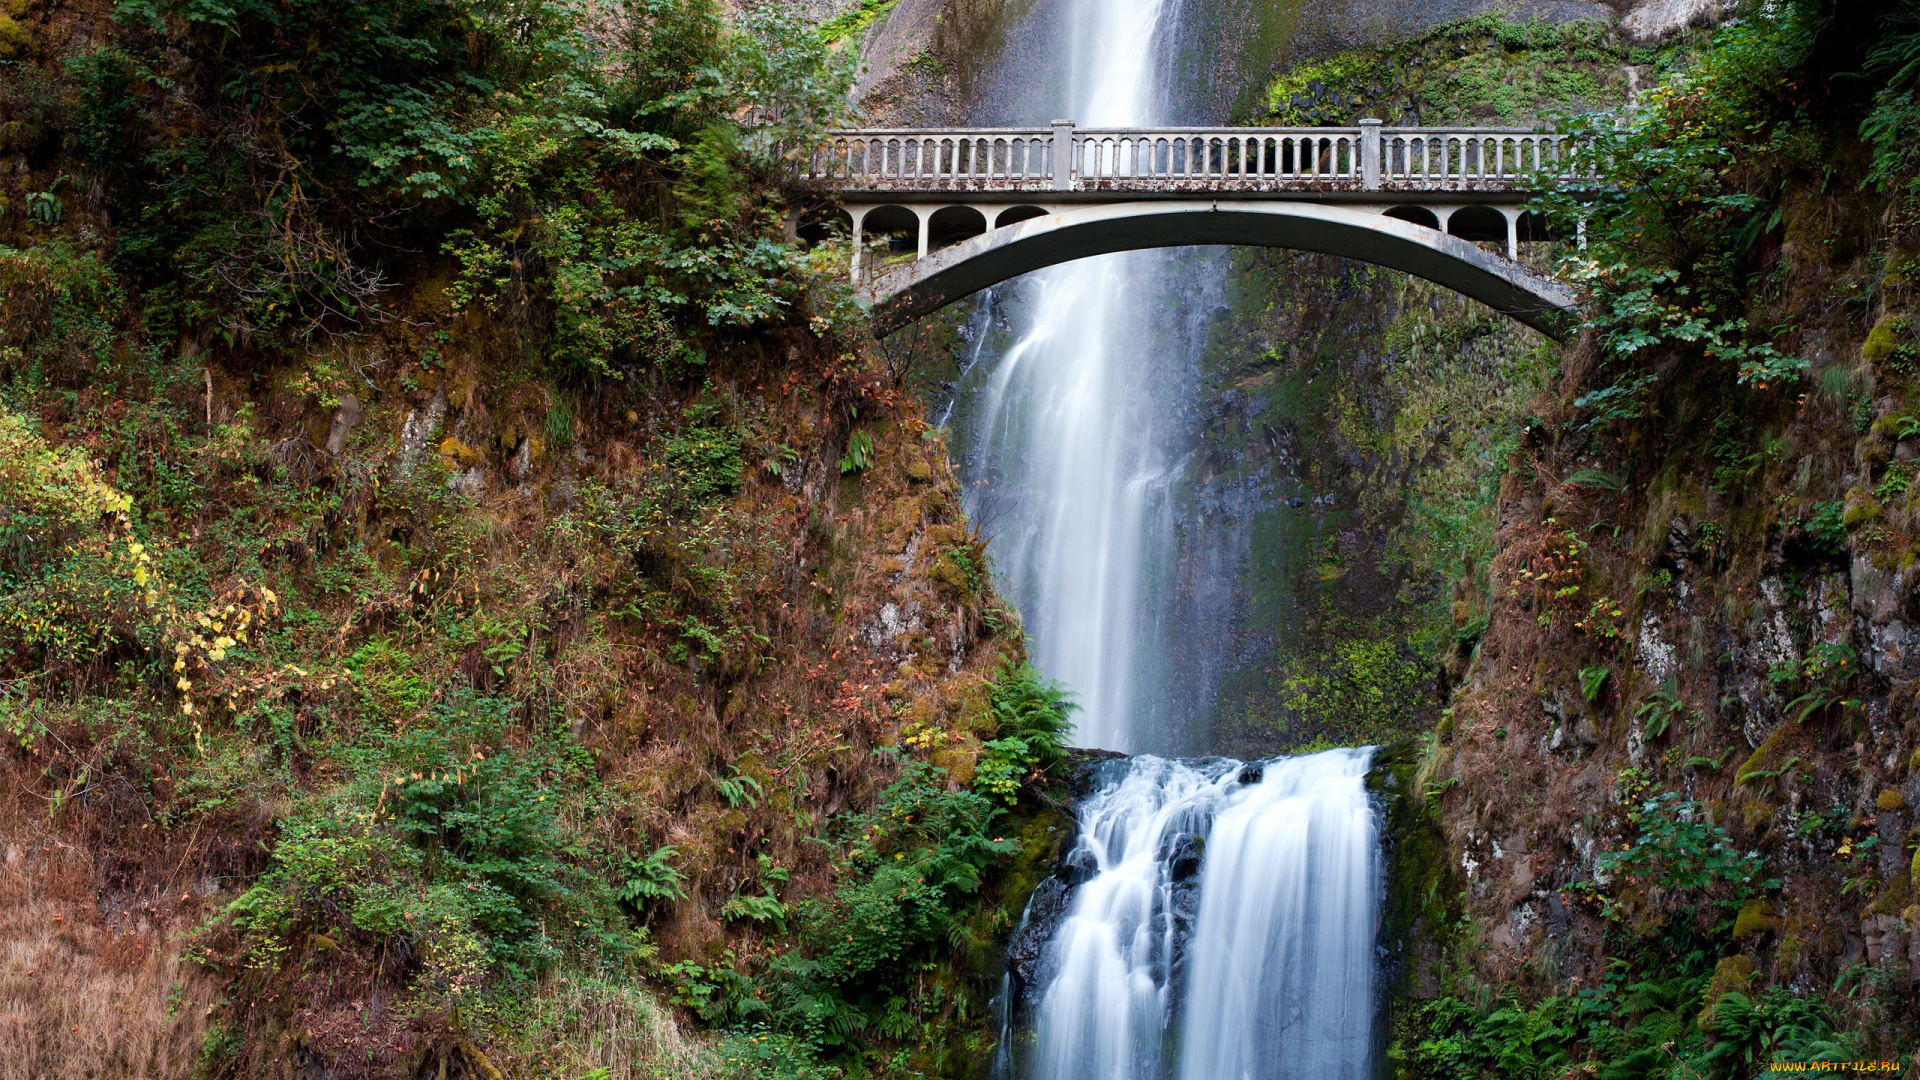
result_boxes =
[794,120,1585,339]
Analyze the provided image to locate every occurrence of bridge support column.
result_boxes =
[1499,206,1522,259]
[915,207,931,260]
[1052,120,1075,192]
[849,206,866,281]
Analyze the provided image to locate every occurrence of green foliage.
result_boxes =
[837,429,874,475]
[1539,3,1826,397]
[90,0,852,363]
[63,47,147,176]
[1412,968,1853,1080]
[817,0,897,44]
[1803,499,1848,554]
[663,410,745,508]
[1265,15,1627,126]
[619,845,689,908]
[1577,665,1609,702]
[713,771,766,809]
[1572,373,1655,429]
[1575,792,1772,920]
[221,689,618,991]
[1859,3,1920,196]
[973,661,1076,805]
[715,1026,843,1079]
[1633,678,1693,739]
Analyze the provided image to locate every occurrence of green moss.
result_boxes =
[817,0,897,44]
[1871,868,1912,915]
[1731,898,1776,940]
[1863,318,1900,367]
[1696,955,1756,1033]
[1371,754,1459,1041]
[1775,932,1806,970]
[0,14,28,59]
[1264,15,1627,126]
[1876,787,1908,811]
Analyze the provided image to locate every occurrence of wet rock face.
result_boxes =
[1005,875,1072,1007]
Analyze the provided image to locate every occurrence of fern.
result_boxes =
[714,772,766,808]
[618,845,688,907]
[838,430,873,474]
[1579,665,1610,702]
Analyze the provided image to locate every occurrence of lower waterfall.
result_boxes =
[1015,748,1380,1079]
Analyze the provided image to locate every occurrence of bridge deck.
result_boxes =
[805,122,1584,199]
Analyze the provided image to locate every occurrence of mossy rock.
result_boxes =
[1696,955,1755,1033]
[437,434,486,467]
[1877,787,1908,812]
[1775,932,1806,971]
[0,14,29,59]
[1872,867,1913,916]
[1731,899,1777,940]
[1863,318,1901,368]
[1912,842,1920,894]
[1842,489,1884,528]
[2,0,24,20]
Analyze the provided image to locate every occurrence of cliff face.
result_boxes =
[0,1,1072,1077]
[1396,6,1920,1071]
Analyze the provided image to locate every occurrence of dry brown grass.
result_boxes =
[488,973,715,1080]
[0,826,218,1080]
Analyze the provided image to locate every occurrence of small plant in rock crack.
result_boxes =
[722,856,792,932]
[619,845,689,909]
[1579,665,1610,702]
[714,771,767,809]
[838,430,874,474]
[1634,678,1696,738]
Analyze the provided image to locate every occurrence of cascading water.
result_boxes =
[952,0,1178,754]
[1175,749,1380,1080]
[947,0,1387,1075]
[1014,751,1379,1080]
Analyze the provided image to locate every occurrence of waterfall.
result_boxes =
[947,0,1385,1075]
[1175,749,1380,1080]
[1013,751,1379,1080]
[953,0,1178,754]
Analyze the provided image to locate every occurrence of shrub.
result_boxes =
[220,689,619,991]
[1573,792,1773,921]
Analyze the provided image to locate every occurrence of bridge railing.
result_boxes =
[803,121,1584,193]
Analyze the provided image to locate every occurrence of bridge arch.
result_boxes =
[858,200,1578,340]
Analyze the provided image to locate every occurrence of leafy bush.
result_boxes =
[1860,4,1920,196]
[1538,3,1826,397]
[221,689,619,991]
[1413,967,1852,1080]
[1573,792,1772,920]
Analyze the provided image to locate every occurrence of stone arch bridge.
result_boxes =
[794,120,1586,339]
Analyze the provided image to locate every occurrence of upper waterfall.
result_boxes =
[950,0,1193,754]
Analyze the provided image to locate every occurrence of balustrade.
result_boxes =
[804,122,1583,193]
